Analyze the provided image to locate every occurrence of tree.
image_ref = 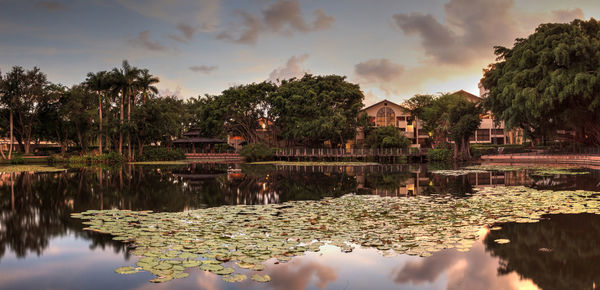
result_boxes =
[111,60,140,156]
[481,19,600,145]
[403,94,434,144]
[132,96,185,155]
[418,93,481,160]
[364,126,410,149]
[185,95,226,138]
[0,66,49,155]
[137,69,159,103]
[85,71,111,154]
[62,85,97,153]
[447,99,482,160]
[35,84,70,153]
[270,74,364,147]
[219,82,277,144]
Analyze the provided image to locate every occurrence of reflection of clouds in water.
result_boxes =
[267,259,338,290]
[392,242,539,290]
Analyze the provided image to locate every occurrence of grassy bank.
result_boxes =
[249,161,379,166]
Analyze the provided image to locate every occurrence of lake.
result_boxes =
[1,162,599,289]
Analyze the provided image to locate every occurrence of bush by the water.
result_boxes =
[365,126,411,149]
[67,152,124,164]
[239,143,274,162]
[137,147,185,162]
[427,148,452,161]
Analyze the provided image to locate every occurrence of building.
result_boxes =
[173,128,226,153]
[354,90,522,147]
[355,99,429,147]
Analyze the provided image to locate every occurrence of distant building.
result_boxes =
[173,128,226,153]
[354,90,523,147]
[354,99,428,147]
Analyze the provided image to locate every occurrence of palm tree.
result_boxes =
[85,71,110,154]
[111,60,139,157]
[137,69,159,103]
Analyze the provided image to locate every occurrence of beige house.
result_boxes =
[355,99,429,147]
[354,90,523,147]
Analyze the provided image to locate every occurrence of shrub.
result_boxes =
[239,143,274,162]
[137,147,185,162]
[214,143,234,153]
[105,151,125,163]
[365,126,411,149]
[10,156,25,164]
[427,148,452,161]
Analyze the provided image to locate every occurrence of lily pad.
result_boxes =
[250,274,271,283]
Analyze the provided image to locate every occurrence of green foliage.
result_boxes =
[137,147,185,162]
[270,74,364,147]
[132,96,186,149]
[10,156,25,164]
[365,126,410,149]
[239,143,274,162]
[427,148,452,161]
[482,19,600,145]
[67,152,125,164]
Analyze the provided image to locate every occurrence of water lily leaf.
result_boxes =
[222,274,247,283]
[150,276,173,283]
[212,267,235,275]
[250,274,271,283]
[115,266,137,274]
[494,239,510,244]
[182,260,201,268]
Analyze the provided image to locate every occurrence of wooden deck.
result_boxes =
[185,153,242,160]
[274,148,427,161]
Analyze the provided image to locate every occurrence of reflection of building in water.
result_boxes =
[467,170,532,187]
[354,165,430,197]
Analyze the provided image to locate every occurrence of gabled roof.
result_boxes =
[453,90,482,102]
[173,137,226,144]
[361,99,409,112]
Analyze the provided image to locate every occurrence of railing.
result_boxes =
[274,148,426,157]
[185,153,241,159]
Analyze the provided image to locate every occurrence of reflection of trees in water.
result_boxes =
[484,214,600,290]
[0,165,211,262]
[423,174,474,196]
[188,165,359,205]
[530,171,600,191]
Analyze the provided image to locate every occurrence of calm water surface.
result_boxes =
[1,163,599,290]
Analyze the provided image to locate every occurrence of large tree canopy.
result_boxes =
[270,74,364,147]
[481,18,600,145]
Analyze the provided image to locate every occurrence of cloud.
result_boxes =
[268,54,310,82]
[551,8,584,23]
[393,0,518,65]
[116,0,220,33]
[169,23,201,43]
[263,1,334,34]
[355,58,404,82]
[35,1,66,11]
[218,0,334,45]
[129,30,167,51]
[216,11,262,44]
[189,65,217,73]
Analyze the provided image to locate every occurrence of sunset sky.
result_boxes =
[1,0,599,105]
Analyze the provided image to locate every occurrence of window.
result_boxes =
[397,116,406,121]
[492,129,504,135]
[476,129,490,141]
[376,107,395,127]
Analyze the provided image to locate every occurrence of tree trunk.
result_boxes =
[128,89,132,161]
[119,90,124,154]
[453,141,459,160]
[138,138,144,157]
[8,110,13,160]
[98,93,103,154]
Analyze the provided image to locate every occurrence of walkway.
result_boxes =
[481,153,600,166]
